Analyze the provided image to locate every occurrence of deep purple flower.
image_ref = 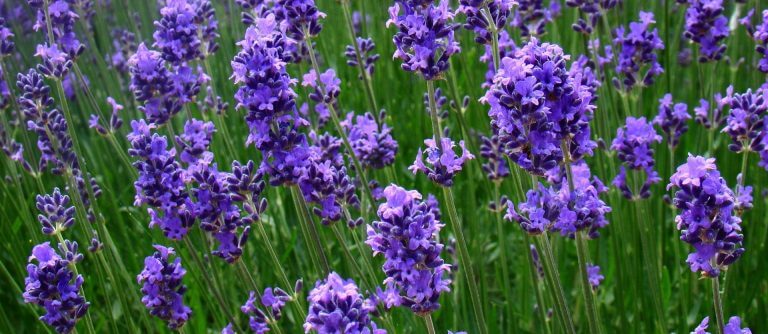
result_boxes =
[30,0,84,78]
[680,0,729,62]
[483,38,597,176]
[153,0,201,63]
[304,272,385,334]
[345,37,380,79]
[612,11,665,90]
[35,188,76,235]
[387,0,461,80]
[566,0,621,35]
[693,315,752,334]
[668,155,744,277]
[137,245,191,329]
[299,139,359,226]
[302,69,340,107]
[277,0,326,41]
[694,85,732,129]
[743,9,768,72]
[23,242,89,334]
[128,43,182,125]
[511,0,560,37]
[586,263,604,290]
[654,94,690,148]
[479,134,510,181]
[611,116,662,199]
[459,0,516,44]
[367,185,451,314]
[342,111,398,170]
[723,87,767,153]
[409,137,474,187]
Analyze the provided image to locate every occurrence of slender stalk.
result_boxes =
[534,234,576,334]
[525,237,552,334]
[288,186,324,273]
[492,183,513,318]
[423,314,437,334]
[712,276,725,334]
[340,1,380,118]
[290,186,330,275]
[55,234,97,334]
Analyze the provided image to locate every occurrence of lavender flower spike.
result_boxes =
[459,0,516,44]
[681,0,729,62]
[693,315,752,333]
[611,116,662,199]
[409,137,474,187]
[23,242,90,334]
[612,11,665,90]
[304,272,385,334]
[668,155,744,277]
[653,94,690,148]
[137,245,192,329]
[35,188,76,235]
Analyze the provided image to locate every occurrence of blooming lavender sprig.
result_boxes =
[586,264,604,290]
[693,316,752,333]
[193,0,220,57]
[23,242,90,334]
[302,69,340,107]
[694,85,732,129]
[299,137,359,226]
[35,188,75,235]
[137,245,192,329]
[153,0,202,63]
[387,0,461,80]
[479,134,510,181]
[127,120,194,240]
[611,12,665,90]
[342,111,398,169]
[483,38,597,176]
[566,0,621,35]
[304,272,385,333]
[277,0,326,41]
[458,0,516,44]
[30,0,85,78]
[240,287,292,333]
[680,0,729,62]
[345,37,379,79]
[410,137,474,187]
[611,117,662,199]
[668,155,744,277]
[511,0,560,37]
[128,43,183,125]
[654,94,691,148]
[723,87,766,153]
[367,185,451,314]
[742,9,768,72]
[89,97,124,136]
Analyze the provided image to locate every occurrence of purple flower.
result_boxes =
[680,0,729,62]
[128,43,183,125]
[511,0,560,36]
[299,137,359,226]
[0,17,14,57]
[176,119,216,172]
[654,94,691,148]
[240,287,292,333]
[483,38,597,176]
[137,245,191,329]
[35,188,76,235]
[23,242,89,334]
[409,137,475,187]
[612,11,665,90]
[302,68,341,106]
[479,134,510,181]
[342,112,398,169]
[743,9,768,72]
[694,86,732,129]
[367,185,451,314]
[30,0,84,78]
[611,116,662,199]
[345,37,379,79]
[693,315,752,334]
[723,87,767,153]
[586,263,604,290]
[276,0,326,41]
[505,183,561,235]
[459,0,516,44]
[153,0,202,63]
[387,0,461,80]
[566,0,621,35]
[480,30,517,87]
[668,155,744,277]
[304,272,385,334]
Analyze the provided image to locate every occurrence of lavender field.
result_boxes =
[1,0,767,333]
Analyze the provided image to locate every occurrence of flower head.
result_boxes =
[654,94,691,148]
[409,137,474,187]
[137,245,192,329]
[304,272,384,333]
[681,0,729,62]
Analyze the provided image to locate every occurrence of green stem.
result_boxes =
[55,234,97,334]
[492,183,512,320]
[423,314,437,334]
[291,186,330,275]
[712,276,725,334]
[534,234,576,334]
[340,1,380,117]
[634,199,667,331]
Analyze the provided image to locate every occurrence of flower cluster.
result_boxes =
[611,117,662,200]
[35,188,75,235]
[654,94,690,148]
[743,9,768,72]
[511,0,560,37]
[612,12,665,90]
[89,97,124,136]
[231,14,310,185]
[23,242,89,334]
[723,87,766,153]
[694,85,731,130]
[479,134,510,181]
[410,137,475,187]
[345,37,379,79]
[668,155,744,277]
[241,287,292,333]
[304,272,384,334]
[137,245,192,329]
[302,69,341,107]
[342,111,398,170]
[483,38,597,176]
[586,263,604,290]
[277,0,326,41]
[680,0,729,62]
[30,0,85,78]
[507,162,610,238]
[459,0,516,44]
[566,0,621,35]
[127,120,193,240]
[299,136,359,226]
[367,185,451,314]
[128,43,184,124]
[693,316,752,334]
[153,0,202,63]
[387,0,461,80]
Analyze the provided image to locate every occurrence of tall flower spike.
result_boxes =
[611,11,665,90]
[654,94,690,148]
[23,242,90,334]
[479,134,510,181]
[511,0,560,37]
[342,111,398,170]
[387,0,461,80]
[345,37,379,79]
[367,185,451,314]
[459,0,516,44]
[611,116,662,199]
[409,137,474,187]
[566,0,622,35]
[153,0,202,63]
[36,188,76,235]
[304,272,385,334]
[30,0,84,78]
[681,0,729,62]
[723,87,767,153]
[137,245,192,329]
[668,155,744,277]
